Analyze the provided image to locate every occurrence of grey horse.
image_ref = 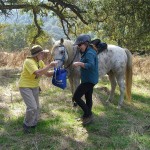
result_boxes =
[51,39,132,108]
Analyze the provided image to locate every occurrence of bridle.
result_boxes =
[54,44,78,69]
[56,45,67,62]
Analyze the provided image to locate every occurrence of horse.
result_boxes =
[51,39,132,108]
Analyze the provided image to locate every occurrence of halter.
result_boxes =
[55,45,67,63]
[54,44,67,68]
[54,44,78,69]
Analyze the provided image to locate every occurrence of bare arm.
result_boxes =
[34,61,57,77]
[45,70,54,77]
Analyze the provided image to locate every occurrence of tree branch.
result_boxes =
[31,7,42,44]
[0,2,89,39]
[47,0,88,25]
[40,3,75,38]
[0,4,32,10]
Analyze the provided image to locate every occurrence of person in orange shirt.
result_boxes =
[19,45,57,133]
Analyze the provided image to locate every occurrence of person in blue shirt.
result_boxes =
[73,34,99,125]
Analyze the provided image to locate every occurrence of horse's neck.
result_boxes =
[64,46,80,68]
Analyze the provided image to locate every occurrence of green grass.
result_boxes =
[0,71,150,150]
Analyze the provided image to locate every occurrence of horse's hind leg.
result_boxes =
[106,71,117,103]
[116,74,125,108]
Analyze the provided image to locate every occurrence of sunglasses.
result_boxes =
[78,43,83,47]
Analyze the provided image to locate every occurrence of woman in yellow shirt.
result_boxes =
[19,45,57,133]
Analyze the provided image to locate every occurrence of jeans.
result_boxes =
[73,82,94,117]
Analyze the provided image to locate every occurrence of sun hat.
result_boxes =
[29,45,49,57]
[42,49,49,53]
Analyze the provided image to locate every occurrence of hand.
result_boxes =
[50,61,58,67]
[73,62,80,67]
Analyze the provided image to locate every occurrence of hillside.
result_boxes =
[1,11,66,40]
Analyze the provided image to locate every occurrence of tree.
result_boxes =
[0,22,54,51]
[0,24,28,51]
[0,0,150,52]
[0,0,101,42]
[101,0,150,51]
[0,24,8,51]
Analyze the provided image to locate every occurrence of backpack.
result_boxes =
[91,39,107,54]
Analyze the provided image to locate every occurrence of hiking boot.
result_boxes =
[73,102,78,107]
[31,125,36,129]
[76,115,84,121]
[82,115,93,126]
[23,124,36,133]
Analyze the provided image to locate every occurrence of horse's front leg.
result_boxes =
[68,75,74,94]
[68,77,76,107]
[72,71,80,107]
[116,75,125,109]
[106,72,116,104]
[68,70,80,107]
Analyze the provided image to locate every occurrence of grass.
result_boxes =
[0,69,150,150]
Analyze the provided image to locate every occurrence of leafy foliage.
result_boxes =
[0,24,28,51]
[101,0,150,50]
[0,22,53,51]
[0,0,150,52]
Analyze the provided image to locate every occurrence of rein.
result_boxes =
[64,46,78,69]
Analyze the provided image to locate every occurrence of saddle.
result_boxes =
[91,39,107,54]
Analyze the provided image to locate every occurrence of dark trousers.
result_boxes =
[73,82,94,118]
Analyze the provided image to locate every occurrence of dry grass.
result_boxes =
[132,55,150,81]
[0,49,150,77]
[0,52,149,105]
[0,48,52,68]
[0,52,149,101]
[0,48,30,68]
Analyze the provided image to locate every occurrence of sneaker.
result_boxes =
[82,115,93,125]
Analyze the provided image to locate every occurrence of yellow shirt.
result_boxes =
[19,58,45,87]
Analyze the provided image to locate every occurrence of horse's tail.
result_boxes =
[125,49,132,102]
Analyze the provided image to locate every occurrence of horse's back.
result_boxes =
[98,45,127,77]
[108,45,127,64]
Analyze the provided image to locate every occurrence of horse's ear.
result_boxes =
[60,38,64,45]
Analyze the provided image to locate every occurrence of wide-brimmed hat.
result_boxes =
[29,45,49,57]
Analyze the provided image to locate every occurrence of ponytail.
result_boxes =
[90,44,98,53]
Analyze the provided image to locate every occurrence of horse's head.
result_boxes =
[51,38,69,68]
